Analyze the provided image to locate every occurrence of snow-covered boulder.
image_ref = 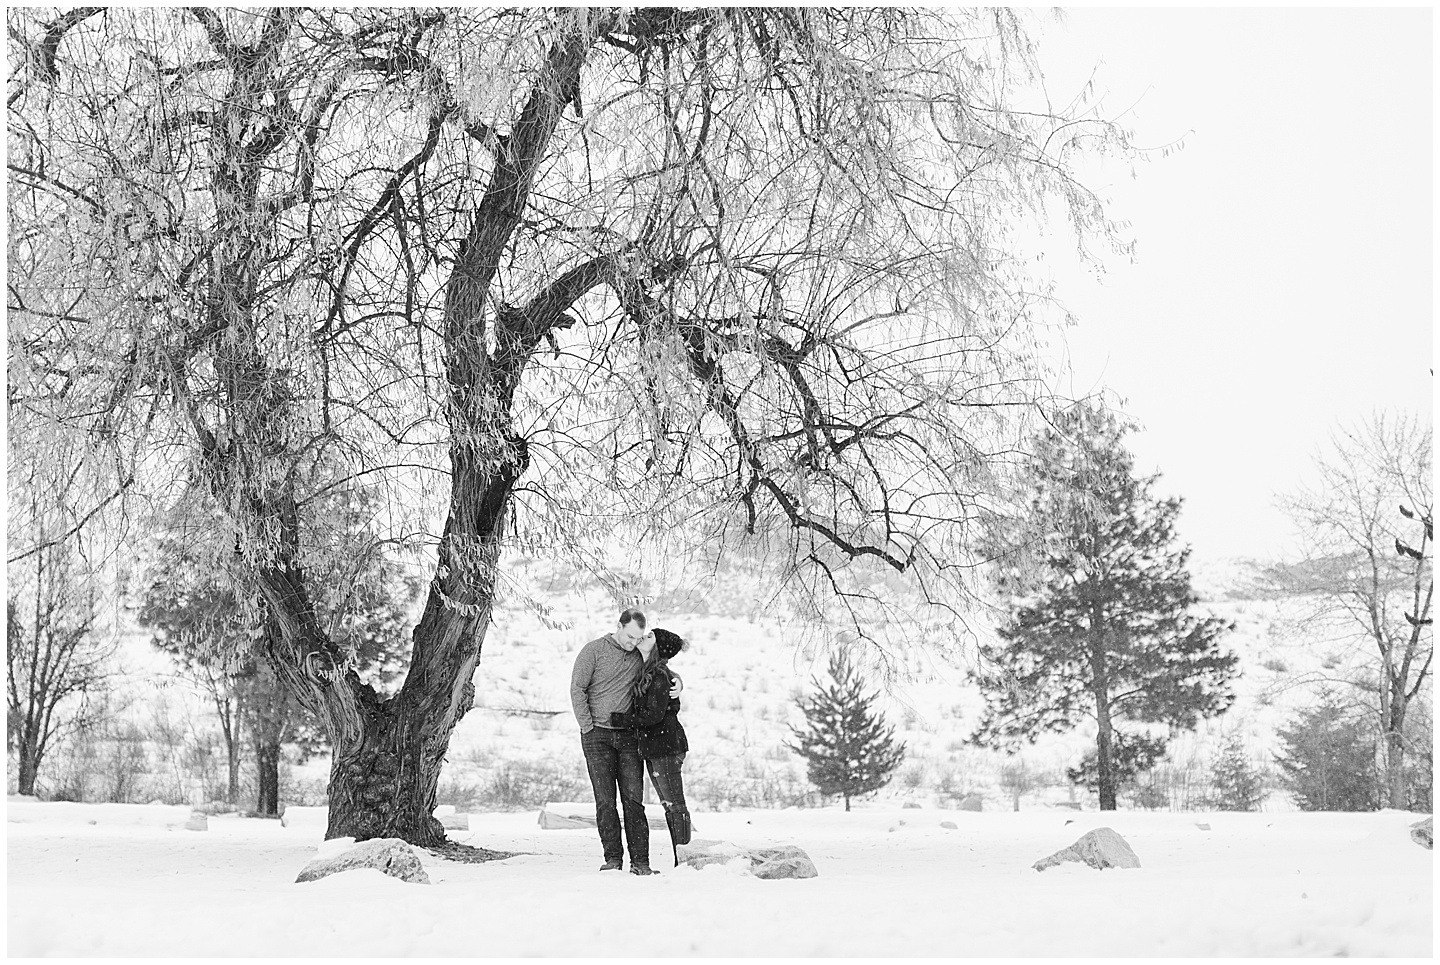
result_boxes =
[749,845,818,880]
[295,837,430,884]
[280,805,327,829]
[1410,817,1432,850]
[282,805,473,831]
[433,805,469,831]
[1033,827,1141,872]
[536,801,669,830]
[6,800,192,828]
[184,811,208,831]
[677,839,818,879]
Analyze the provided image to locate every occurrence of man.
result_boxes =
[570,606,653,874]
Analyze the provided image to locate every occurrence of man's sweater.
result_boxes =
[570,633,643,733]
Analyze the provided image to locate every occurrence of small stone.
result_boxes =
[438,812,469,831]
[185,811,208,831]
[1410,817,1432,850]
[902,802,921,809]
[958,794,984,812]
[296,837,430,884]
[1195,822,1211,831]
[940,821,958,830]
[1033,827,1141,872]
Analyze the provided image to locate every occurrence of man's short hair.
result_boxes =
[618,607,647,629]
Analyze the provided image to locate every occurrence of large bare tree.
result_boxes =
[7,8,1132,845]
[1268,411,1433,810]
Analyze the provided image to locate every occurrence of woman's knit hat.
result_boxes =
[651,627,687,660]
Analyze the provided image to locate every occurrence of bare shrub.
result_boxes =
[686,761,813,810]
[473,760,591,811]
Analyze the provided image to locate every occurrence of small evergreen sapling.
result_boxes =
[1274,699,1380,811]
[1207,734,1267,811]
[787,653,906,811]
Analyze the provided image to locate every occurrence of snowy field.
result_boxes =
[6,797,1431,957]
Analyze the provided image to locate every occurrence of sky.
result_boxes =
[1029,7,1433,567]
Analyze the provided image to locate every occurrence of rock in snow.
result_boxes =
[1409,817,1432,850]
[438,812,469,831]
[677,840,818,879]
[536,801,670,830]
[280,806,326,829]
[1033,827,1141,872]
[295,838,430,885]
[184,811,208,831]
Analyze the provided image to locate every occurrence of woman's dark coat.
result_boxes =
[611,659,688,759]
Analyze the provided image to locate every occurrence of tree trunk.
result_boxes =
[17,742,39,797]
[255,740,280,817]
[227,741,242,807]
[1094,703,1117,811]
[1089,604,1118,811]
[325,708,449,844]
[1385,699,1408,810]
[217,703,242,806]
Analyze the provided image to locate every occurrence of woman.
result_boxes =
[611,627,692,865]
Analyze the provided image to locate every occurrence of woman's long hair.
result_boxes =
[631,628,685,703]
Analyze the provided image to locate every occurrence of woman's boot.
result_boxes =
[668,807,692,846]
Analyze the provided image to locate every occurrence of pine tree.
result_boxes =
[1274,699,1380,811]
[787,653,906,811]
[1208,734,1267,811]
[1065,732,1169,799]
[970,402,1239,810]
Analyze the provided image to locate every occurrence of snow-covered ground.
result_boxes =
[7,797,1430,957]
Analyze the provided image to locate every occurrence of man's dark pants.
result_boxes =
[581,726,649,866]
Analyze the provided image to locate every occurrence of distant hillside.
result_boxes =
[51,553,1393,813]
[435,554,1363,812]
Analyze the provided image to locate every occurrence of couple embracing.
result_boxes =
[569,607,692,875]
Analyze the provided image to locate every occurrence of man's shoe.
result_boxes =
[599,859,623,871]
[630,863,658,876]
